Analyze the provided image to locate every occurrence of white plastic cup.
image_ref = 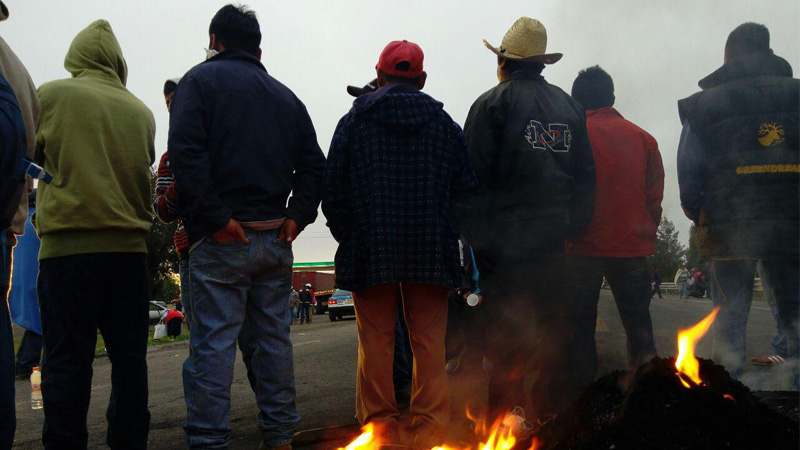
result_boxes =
[467,293,481,307]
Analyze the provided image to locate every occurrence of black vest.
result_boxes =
[678,52,799,260]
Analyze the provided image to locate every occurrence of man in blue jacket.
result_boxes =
[168,5,326,449]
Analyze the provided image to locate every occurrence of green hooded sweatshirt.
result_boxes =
[34,20,155,260]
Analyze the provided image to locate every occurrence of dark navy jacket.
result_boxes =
[464,70,596,259]
[322,84,480,292]
[168,49,326,244]
[678,52,799,260]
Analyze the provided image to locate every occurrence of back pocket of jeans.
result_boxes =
[191,239,248,282]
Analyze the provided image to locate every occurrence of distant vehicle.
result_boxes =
[293,271,336,315]
[328,289,355,322]
[149,301,168,323]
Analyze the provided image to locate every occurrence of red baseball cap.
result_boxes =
[376,40,424,79]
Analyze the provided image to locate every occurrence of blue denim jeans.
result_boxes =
[182,229,299,448]
[758,261,789,357]
[679,281,688,299]
[710,259,799,382]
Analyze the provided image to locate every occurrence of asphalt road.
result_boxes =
[11,291,792,449]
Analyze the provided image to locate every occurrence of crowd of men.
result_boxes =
[0,1,797,449]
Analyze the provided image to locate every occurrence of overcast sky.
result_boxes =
[1,0,797,263]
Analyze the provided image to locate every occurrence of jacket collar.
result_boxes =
[502,70,544,84]
[586,107,623,119]
[351,83,419,113]
[698,51,793,89]
[205,48,267,73]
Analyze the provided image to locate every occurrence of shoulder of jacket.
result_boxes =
[677,91,704,125]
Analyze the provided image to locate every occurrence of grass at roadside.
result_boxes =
[94,323,190,355]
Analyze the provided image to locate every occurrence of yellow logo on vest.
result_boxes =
[736,164,800,175]
[758,122,785,147]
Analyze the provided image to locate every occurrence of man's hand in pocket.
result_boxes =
[278,219,299,243]
[213,219,249,243]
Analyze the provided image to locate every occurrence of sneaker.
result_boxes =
[446,356,461,374]
[501,406,534,441]
[482,355,493,374]
[751,355,786,366]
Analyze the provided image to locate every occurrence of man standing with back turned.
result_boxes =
[464,17,595,423]
[35,19,155,449]
[678,23,799,383]
[169,5,326,449]
[323,40,479,447]
[567,66,663,390]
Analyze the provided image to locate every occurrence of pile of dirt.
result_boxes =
[532,357,798,450]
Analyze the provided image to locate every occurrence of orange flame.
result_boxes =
[466,409,520,450]
[341,410,537,450]
[338,423,381,450]
[675,306,720,388]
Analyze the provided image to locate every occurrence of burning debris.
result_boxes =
[530,357,798,450]
[531,307,797,450]
[337,410,533,450]
[336,309,797,450]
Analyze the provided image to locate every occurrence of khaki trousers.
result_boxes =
[353,283,450,445]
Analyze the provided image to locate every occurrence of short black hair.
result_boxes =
[209,4,261,56]
[572,65,615,110]
[163,79,178,96]
[498,56,545,75]
[725,22,770,60]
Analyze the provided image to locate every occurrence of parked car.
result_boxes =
[149,301,168,323]
[328,289,355,321]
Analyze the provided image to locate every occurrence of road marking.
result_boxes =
[293,340,321,347]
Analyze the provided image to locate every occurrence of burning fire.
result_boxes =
[675,306,721,388]
[339,409,533,450]
[338,423,381,450]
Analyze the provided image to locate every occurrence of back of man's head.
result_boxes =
[571,65,615,111]
[209,4,261,56]
[725,22,770,60]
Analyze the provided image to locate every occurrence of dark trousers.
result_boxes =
[476,250,573,420]
[16,329,43,374]
[39,253,150,450]
[392,301,413,403]
[1,238,15,449]
[445,291,485,360]
[567,256,657,388]
[651,284,663,299]
[299,303,311,324]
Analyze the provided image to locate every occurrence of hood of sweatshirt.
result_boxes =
[351,83,444,129]
[64,19,127,86]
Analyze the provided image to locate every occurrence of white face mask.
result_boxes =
[204,48,219,60]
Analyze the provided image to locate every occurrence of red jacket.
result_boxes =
[566,108,664,257]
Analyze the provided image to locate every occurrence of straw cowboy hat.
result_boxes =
[484,17,562,64]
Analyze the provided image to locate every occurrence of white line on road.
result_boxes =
[293,340,321,347]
